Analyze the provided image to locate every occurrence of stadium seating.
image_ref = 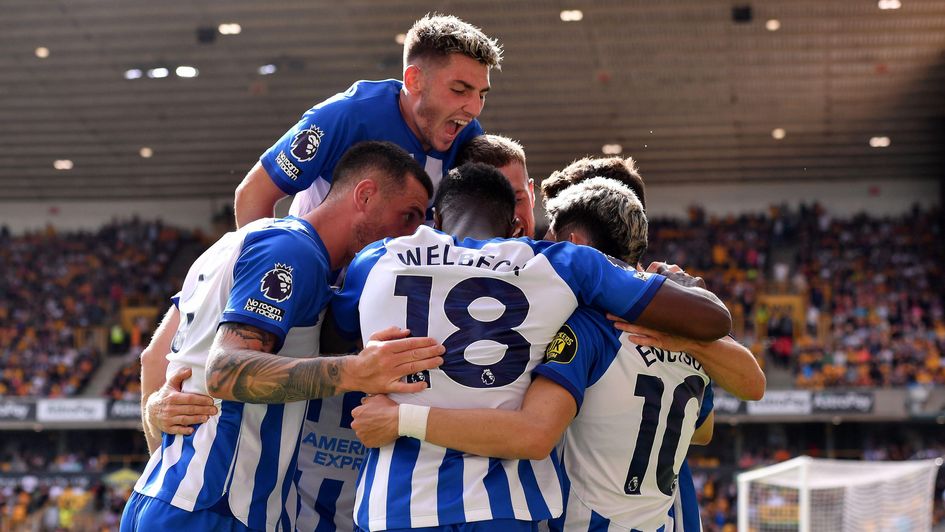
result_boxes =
[0,219,194,397]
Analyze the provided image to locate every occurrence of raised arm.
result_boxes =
[630,281,731,343]
[611,320,765,401]
[234,162,288,228]
[205,323,445,403]
[351,376,576,460]
[690,411,715,445]
[551,244,732,343]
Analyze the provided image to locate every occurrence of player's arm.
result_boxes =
[690,411,714,445]
[140,305,217,453]
[234,162,288,228]
[238,100,352,227]
[205,324,444,403]
[610,321,764,400]
[631,280,731,343]
[552,245,731,343]
[352,376,576,460]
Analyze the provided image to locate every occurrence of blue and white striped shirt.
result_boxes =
[286,392,366,531]
[134,217,333,531]
[332,226,665,530]
[539,309,710,532]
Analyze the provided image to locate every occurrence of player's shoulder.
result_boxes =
[451,235,548,255]
[240,217,328,267]
[383,225,452,248]
[315,79,400,113]
[566,306,622,348]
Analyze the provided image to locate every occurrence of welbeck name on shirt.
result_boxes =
[396,244,522,274]
[245,298,285,322]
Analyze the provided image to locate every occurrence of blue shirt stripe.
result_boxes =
[356,448,379,528]
[279,421,304,530]
[590,510,611,531]
[156,432,198,501]
[294,469,304,525]
[436,449,466,524]
[195,400,244,506]
[385,438,422,529]
[340,392,364,429]
[314,478,345,532]
[549,451,571,532]
[517,460,551,520]
[482,458,514,519]
[141,448,164,493]
[248,404,286,530]
[307,399,323,422]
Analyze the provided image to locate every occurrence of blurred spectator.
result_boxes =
[648,204,943,389]
[0,219,196,397]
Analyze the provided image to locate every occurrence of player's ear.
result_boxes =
[568,231,590,247]
[509,216,524,238]
[432,207,443,230]
[403,64,423,95]
[352,179,379,213]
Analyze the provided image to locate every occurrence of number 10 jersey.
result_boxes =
[331,226,666,531]
[535,308,710,532]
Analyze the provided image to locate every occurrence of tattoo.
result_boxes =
[206,323,345,403]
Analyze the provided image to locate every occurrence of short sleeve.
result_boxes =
[221,231,327,347]
[259,99,354,195]
[330,240,389,341]
[697,383,714,427]
[532,309,613,412]
[543,243,666,323]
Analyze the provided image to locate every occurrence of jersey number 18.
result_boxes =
[395,275,531,389]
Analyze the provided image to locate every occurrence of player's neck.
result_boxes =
[302,206,349,271]
[443,217,508,241]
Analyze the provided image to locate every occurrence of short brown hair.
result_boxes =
[541,156,645,210]
[456,134,525,169]
[404,14,503,70]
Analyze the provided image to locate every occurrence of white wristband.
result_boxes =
[398,404,430,441]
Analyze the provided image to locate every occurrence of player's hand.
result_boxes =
[645,261,706,289]
[345,326,444,394]
[351,394,401,448]
[606,316,705,353]
[146,367,218,436]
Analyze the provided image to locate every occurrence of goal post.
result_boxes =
[737,456,942,532]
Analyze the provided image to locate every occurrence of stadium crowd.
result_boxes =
[647,203,945,389]
[791,205,945,389]
[0,219,195,398]
[1,203,940,401]
[1,207,941,528]
[0,477,129,532]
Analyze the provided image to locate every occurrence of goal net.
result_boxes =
[737,456,942,532]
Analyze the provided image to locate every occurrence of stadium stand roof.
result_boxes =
[1,0,943,199]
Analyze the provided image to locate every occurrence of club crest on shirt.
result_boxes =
[545,324,577,364]
[260,263,294,303]
[290,125,325,162]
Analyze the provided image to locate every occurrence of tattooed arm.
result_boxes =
[205,323,446,403]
